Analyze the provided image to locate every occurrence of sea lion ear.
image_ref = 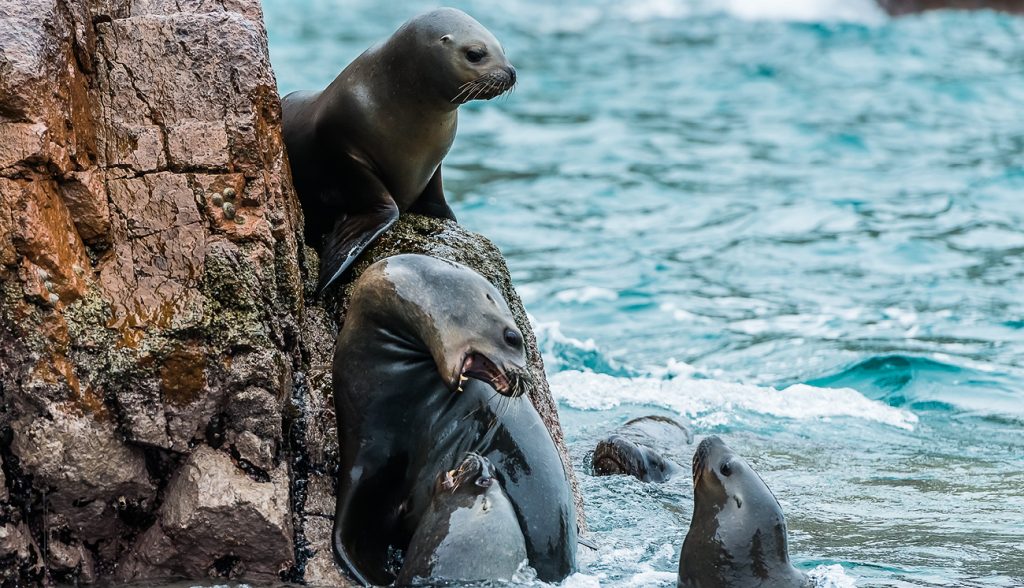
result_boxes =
[440,34,453,44]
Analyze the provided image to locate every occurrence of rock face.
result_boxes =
[876,0,1024,14]
[0,0,581,586]
[0,0,302,584]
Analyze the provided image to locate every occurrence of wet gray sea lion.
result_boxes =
[678,436,810,588]
[591,415,693,482]
[281,8,516,291]
[396,453,528,585]
[331,254,577,586]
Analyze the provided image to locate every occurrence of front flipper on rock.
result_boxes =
[317,202,399,293]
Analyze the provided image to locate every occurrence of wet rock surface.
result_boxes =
[0,0,581,585]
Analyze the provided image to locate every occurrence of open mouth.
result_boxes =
[592,437,643,477]
[458,352,527,397]
[592,452,626,476]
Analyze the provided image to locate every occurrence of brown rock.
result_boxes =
[10,406,156,542]
[302,515,355,588]
[167,119,230,169]
[0,0,305,583]
[121,446,293,581]
[59,169,110,243]
[0,522,43,581]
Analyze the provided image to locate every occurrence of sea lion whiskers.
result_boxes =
[451,81,481,104]
[452,70,515,104]
[452,76,487,103]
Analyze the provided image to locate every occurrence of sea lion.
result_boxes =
[396,453,528,585]
[331,254,577,586]
[678,436,810,588]
[591,415,693,482]
[282,8,516,291]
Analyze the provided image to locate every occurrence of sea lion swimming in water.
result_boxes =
[396,453,528,585]
[678,436,810,588]
[331,254,577,585]
[281,8,516,291]
[591,415,693,482]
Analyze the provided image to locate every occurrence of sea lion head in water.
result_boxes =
[678,436,809,588]
[592,415,693,482]
[396,453,528,585]
[353,253,531,396]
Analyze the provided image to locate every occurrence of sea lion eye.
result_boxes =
[466,48,486,63]
[720,461,732,476]
[503,328,522,348]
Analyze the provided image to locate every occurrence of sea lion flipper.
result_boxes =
[407,167,457,221]
[317,203,400,292]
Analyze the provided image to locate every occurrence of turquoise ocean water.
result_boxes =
[263,1,1024,586]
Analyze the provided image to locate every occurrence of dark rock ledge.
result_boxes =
[0,0,582,585]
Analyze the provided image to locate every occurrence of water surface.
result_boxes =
[265,1,1024,586]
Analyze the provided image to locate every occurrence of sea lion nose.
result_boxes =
[506,65,516,84]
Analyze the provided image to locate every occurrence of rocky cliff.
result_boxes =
[0,0,580,585]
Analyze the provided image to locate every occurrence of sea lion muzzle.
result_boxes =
[453,351,531,397]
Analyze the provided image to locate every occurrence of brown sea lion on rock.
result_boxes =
[331,254,577,586]
[678,436,810,588]
[281,8,516,291]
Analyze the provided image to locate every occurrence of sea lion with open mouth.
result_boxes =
[678,436,810,588]
[282,8,517,292]
[331,254,577,586]
[591,415,693,482]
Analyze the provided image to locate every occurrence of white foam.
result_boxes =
[621,570,679,586]
[721,0,885,23]
[619,0,693,22]
[809,564,858,587]
[612,0,886,24]
[559,572,603,588]
[555,286,619,304]
[550,370,918,430]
